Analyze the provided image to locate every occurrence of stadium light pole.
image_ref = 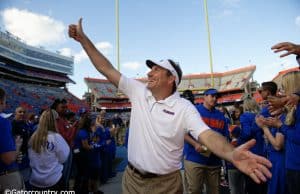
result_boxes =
[203,0,214,87]
[116,0,120,71]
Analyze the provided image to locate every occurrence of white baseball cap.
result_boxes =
[146,59,182,86]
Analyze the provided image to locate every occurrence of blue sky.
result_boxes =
[1,0,299,98]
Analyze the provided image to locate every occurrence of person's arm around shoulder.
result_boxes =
[55,133,70,164]
[198,129,272,183]
[69,18,121,87]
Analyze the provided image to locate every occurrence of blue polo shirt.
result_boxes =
[184,104,229,166]
[0,116,18,173]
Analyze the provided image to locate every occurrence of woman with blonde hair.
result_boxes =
[28,109,70,191]
[238,96,267,194]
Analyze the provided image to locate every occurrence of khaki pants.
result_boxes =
[184,160,220,194]
[122,166,183,194]
[0,171,25,193]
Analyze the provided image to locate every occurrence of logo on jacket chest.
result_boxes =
[163,109,175,115]
[202,117,225,129]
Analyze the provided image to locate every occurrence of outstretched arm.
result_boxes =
[68,18,121,87]
[271,42,300,57]
[199,129,272,183]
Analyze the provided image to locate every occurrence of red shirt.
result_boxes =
[56,117,77,147]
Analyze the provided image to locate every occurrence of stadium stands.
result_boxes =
[84,65,256,110]
[179,65,256,92]
[0,77,85,114]
[0,29,87,115]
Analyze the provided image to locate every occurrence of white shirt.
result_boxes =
[119,75,209,174]
[28,131,70,187]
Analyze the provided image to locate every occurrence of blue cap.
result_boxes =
[203,88,219,96]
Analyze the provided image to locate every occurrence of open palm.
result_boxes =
[232,139,272,183]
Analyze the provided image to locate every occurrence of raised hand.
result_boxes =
[271,42,300,57]
[255,115,266,128]
[68,18,85,42]
[268,96,286,109]
[232,139,272,183]
[286,94,300,106]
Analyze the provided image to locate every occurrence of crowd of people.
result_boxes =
[0,94,129,193]
[1,17,299,194]
[181,42,300,194]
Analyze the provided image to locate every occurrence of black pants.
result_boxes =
[74,152,89,194]
[286,169,300,194]
[244,175,267,194]
[31,176,64,191]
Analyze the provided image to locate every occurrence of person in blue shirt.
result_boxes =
[73,113,92,194]
[258,81,278,118]
[184,88,229,194]
[26,113,38,134]
[256,114,287,194]
[271,41,300,194]
[89,119,104,194]
[255,81,288,194]
[96,116,116,183]
[11,106,32,189]
[238,96,268,194]
[0,87,24,192]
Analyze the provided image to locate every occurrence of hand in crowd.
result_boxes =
[285,94,300,106]
[106,139,112,145]
[268,94,299,116]
[15,135,23,151]
[256,115,283,129]
[271,42,300,57]
[194,143,205,153]
[255,115,266,128]
[267,96,283,107]
[268,107,285,117]
[232,139,272,183]
[16,152,23,163]
[109,125,117,136]
[264,117,283,129]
